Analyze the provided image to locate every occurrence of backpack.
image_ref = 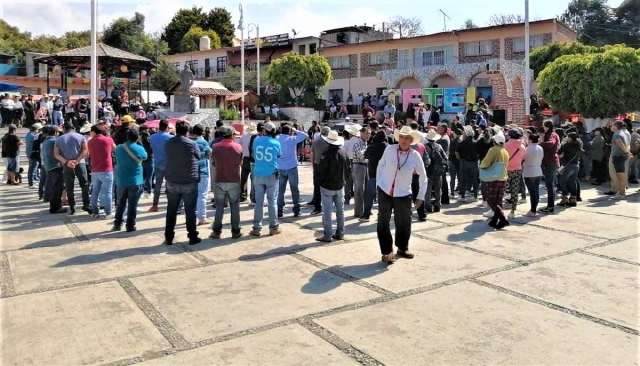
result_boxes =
[630,133,640,155]
[425,142,447,176]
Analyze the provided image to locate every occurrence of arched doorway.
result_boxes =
[468,71,494,103]
[430,74,459,88]
[397,77,421,89]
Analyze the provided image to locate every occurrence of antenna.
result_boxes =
[439,9,451,31]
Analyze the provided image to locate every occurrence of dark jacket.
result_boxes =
[318,145,348,191]
[140,131,153,161]
[558,140,583,165]
[364,131,388,177]
[164,135,201,184]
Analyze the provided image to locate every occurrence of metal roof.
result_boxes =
[33,43,156,69]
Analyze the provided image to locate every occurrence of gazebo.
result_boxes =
[34,43,157,99]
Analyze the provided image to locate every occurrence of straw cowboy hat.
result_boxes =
[31,123,43,130]
[245,123,258,135]
[424,129,441,141]
[322,129,344,146]
[79,124,92,133]
[344,123,362,136]
[394,126,423,144]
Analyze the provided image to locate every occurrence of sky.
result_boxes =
[0,0,626,41]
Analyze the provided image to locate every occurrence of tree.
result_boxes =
[268,53,331,105]
[537,45,640,118]
[150,60,180,92]
[461,19,478,29]
[488,14,524,26]
[180,26,221,53]
[101,13,168,61]
[530,42,601,78]
[561,0,640,46]
[205,8,235,47]
[162,6,207,54]
[222,64,269,93]
[387,16,423,38]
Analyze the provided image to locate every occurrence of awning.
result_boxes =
[0,81,22,92]
[268,46,293,62]
[190,87,232,96]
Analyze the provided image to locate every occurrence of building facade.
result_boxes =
[319,19,576,123]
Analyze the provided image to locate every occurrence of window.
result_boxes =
[329,89,343,102]
[174,62,180,70]
[513,35,545,52]
[465,41,492,56]
[298,45,306,55]
[329,56,350,69]
[413,45,454,67]
[369,51,389,65]
[204,59,210,77]
[397,49,410,69]
[309,43,317,54]
[216,57,228,73]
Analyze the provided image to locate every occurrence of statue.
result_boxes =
[180,64,194,94]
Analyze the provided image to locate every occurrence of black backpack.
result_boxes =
[425,143,448,175]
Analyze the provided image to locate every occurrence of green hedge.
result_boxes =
[220,109,239,120]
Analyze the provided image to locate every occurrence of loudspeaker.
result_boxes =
[314,99,326,111]
[493,109,506,126]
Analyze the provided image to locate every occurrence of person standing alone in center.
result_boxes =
[250,122,282,236]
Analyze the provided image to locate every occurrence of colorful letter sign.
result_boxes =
[402,89,423,109]
[443,88,466,114]
[421,88,443,106]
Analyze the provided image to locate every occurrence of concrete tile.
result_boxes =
[315,282,639,365]
[68,213,168,241]
[0,220,77,251]
[130,255,379,342]
[575,194,640,218]
[8,235,201,292]
[303,237,512,293]
[142,324,358,365]
[426,203,490,224]
[483,253,640,330]
[587,238,640,264]
[521,210,635,239]
[425,220,602,260]
[0,282,170,365]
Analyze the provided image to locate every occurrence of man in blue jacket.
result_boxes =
[275,124,308,217]
[113,128,147,232]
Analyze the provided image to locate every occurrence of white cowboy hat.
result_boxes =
[32,123,43,130]
[424,129,441,141]
[344,123,362,136]
[322,129,344,146]
[493,132,506,144]
[394,126,423,144]
[79,124,92,133]
[244,123,257,135]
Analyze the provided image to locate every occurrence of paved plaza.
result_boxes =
[1,161,639,365]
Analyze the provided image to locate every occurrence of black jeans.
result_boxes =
[164,182,199,242]
[240,157,252,201]
[63,163,90,209]
[524,176,542,213]
[376,188,412,255]
[592,159,607,183]
[344,161,354,201]
[47,167,65,212]
[411,174,426,219]
[114,185,143,229]
[458,160,479,198]
[313,164,321,211]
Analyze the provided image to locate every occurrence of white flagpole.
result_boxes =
[239,4,245,124]
[524,0,531,124]
[90,0,98,126]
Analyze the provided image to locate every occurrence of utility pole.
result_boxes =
[238,4,245,123]
[439,9,450,31]
[249,23,260,96]
[90,0,98,126]
[524,0,531,124]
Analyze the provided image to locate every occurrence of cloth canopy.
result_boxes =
[0,81,22,92]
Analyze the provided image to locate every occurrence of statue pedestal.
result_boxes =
[172,95,191,112]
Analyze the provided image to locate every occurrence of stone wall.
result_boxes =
[360,49,396,77]
[504,33,553,61]
[330,54,358,80]
[156,108,220,127]
[458,39,500,64]
[279,107,321,126]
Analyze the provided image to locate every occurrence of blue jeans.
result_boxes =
[277,167,300,215]
[52,110,64,126]
[321,187,345,239]
[28,158,39,186]
[542,165,558,208]
[90,172,114,215]
[152,165,166,206]
[197,175,211,221]
[253,174,279,231]
[524,176,542,212]
[142,161,153,193]
[165,183,199,241]
[363,178,377,216]
[114,185,143,229]
[559,163,579,198]
[38,166,47,199]
[212,182,241,233]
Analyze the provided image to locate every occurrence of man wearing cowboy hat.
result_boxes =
[25,123,43,188]
[342,123,362,205]
[376,126,427,263]
[316,129,348,242]
[239,123,258,202]
[351,126,371,219]
[423,129,448,213]
[52,94,64,126]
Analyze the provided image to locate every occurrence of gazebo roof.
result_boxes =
[34,43,156,70]
[168,80,232,96]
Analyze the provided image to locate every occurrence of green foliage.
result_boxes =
[530,42,601,79]
[205,8,235,48]
[538,45,640,118]
[162,6,234,54]
[267,53,332,104]
[221,64,270,93]
[219,108,239,120]
[561,0,640,46]
[394,110,406,122]
[101,13,169,61]
[149,61,180,93]
[180,27,221,53]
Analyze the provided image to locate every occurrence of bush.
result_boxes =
[394,110,406,122]
[220,109,239,120]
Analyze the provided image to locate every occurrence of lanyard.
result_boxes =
[396,148,410,171]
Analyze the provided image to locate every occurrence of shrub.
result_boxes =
[220,109,239,120]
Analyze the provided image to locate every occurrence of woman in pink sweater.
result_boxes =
[504,129,526,218]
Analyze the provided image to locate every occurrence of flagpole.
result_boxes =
[524,0,530,124]
[239,4,245,124]
[90,0,98,126]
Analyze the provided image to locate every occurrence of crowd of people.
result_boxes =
[1,108,638,263]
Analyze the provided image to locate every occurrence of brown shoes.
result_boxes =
[396,249,415,259]
[381,253,396,264]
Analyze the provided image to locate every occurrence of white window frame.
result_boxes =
[329,56,350,69]
[369,51,389,65]
[414,45,454,67]
[397,49,410,69]
[465,40,492,56]
[513,35,545,53]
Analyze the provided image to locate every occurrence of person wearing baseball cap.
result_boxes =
[250,122,282,237]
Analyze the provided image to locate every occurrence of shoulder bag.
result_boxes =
[479,148,518,182]
[122,143,142,164]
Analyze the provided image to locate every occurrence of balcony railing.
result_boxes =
[177,67,229,79]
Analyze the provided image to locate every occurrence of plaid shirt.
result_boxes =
[352,138,368,163]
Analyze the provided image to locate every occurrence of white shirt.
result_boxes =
[343,138,356,159]
[376,144,427,198]
[1,98,14,109]
[46,100,53,111]
[271,107,279,116]
[13,100,22,109]
[523,143,544,178]
[239,133,254,157]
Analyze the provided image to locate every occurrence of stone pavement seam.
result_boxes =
[0,251,15,296]
[289,253,395,296]
[570,207,640,219]
[577,250,640,267]
[412,231,524,262]
[117,278,192,350]
[298,318,384,366]
[512,221,610,240]
[469,278,640,336]
[64,218,89,241]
